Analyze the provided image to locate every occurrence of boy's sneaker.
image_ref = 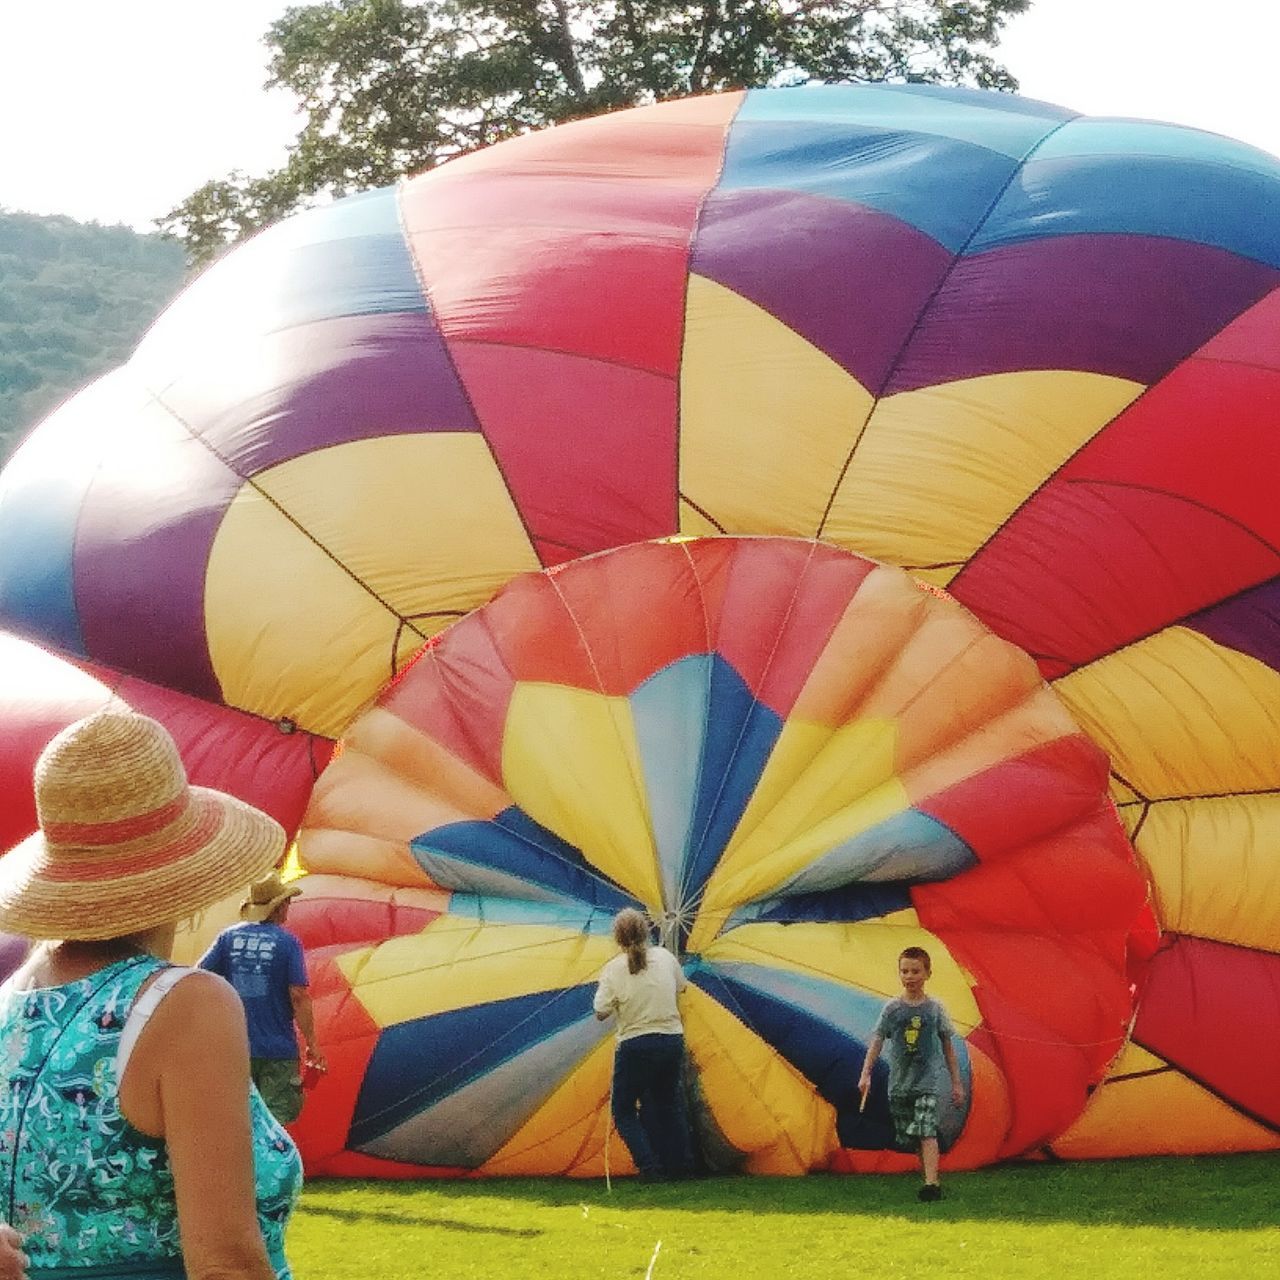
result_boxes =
[918,1184,943,1202]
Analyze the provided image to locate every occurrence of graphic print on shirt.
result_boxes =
[903,1015,923,1055]
[231,932,277,999]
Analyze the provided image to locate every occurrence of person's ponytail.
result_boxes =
[613,908,650,974]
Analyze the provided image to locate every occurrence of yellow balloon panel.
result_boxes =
[683,986,837,1174]
[502,684,664,907]
[911,565,963,589]
[1109,776,1144,807]
[702,744,907,920]
[1051,1042,1280,1158]
[1056,626,1280,799]
[722,717,898,881]
[205,433,540,737]
[678,273,873,536]
[480,1038,625,1178]
[1133,795,1280,951]
[338,918,615,1028]
[823,370,1144,568]
[678,500,722,536]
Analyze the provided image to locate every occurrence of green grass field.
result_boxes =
[288,1154,1279,1279]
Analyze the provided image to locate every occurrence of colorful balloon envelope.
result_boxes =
[290,538,1148,1175]
[3,82,1280,1161]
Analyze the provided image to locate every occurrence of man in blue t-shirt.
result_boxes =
[199,871,326,1124]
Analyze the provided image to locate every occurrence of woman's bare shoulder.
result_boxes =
[121,967,249,1136]
[144,968,246,1044]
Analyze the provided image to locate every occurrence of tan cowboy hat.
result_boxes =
[240,871,302,922]
[0,710,286,941]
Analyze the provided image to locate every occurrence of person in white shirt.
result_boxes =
[593,908,696,1181]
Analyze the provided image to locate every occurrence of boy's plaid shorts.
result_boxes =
[889,1090,939,1146]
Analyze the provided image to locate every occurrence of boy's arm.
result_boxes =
[858,1034,884,1089]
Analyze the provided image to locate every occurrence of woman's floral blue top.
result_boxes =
[0,954,302,1276]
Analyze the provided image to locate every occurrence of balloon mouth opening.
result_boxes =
[655,907,688,956]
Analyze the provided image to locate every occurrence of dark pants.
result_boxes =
[611,1032,695,1178]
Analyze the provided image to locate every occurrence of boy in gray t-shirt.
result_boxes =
[858,946,964,1202]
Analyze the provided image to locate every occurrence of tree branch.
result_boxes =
[690,0,721,93]
[549,0,588,96]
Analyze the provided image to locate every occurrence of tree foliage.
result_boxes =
[162,0,1030,264]
[0,212,186,463]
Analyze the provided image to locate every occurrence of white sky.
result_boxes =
[1,0,1278,231]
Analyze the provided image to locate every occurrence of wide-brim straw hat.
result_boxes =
[241,871,302,923]
[0,709,286,941]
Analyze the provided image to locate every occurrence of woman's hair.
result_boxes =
[613,909,650,974]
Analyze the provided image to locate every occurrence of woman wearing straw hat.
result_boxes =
[0,710,301,1279]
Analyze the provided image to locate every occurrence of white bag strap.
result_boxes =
[116,966,199,1078]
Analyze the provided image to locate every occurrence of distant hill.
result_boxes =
[0,210,187,463]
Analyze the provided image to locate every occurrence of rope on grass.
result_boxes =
[645,1239,663,1280]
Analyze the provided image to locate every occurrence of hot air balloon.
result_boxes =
[290,537,1146,1176]
[2,81,1280,1166]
